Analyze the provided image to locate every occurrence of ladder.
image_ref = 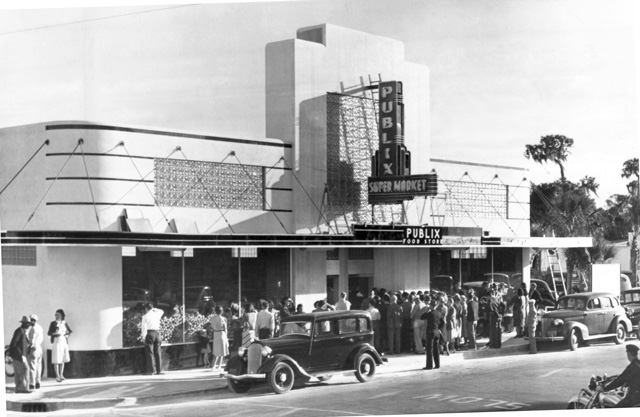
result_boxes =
[544,249,567,296]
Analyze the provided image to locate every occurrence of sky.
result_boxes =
[0,0,638,206]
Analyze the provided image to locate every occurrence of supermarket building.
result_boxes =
[0,24,589,376]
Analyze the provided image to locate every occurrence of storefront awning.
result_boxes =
[0,230,593,248]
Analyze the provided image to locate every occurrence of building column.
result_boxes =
[291,248,327,313]
[522,247,532,287]
[338,248,349,298]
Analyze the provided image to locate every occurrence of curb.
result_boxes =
[6,382,229,412]
[462,342,529,360]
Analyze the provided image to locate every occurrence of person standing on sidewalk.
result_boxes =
[210,305,229,373]
[241,303,257,348]
[411,295,425,354]
[366,301,382,353]
[422,298,444,370]
[466,293,479,350]
[335,292,351,311]
[526,299,538,354]
[9,316,32,393]
[401,292,413,353]
[256,300,275,339]
[386,294,403,354]
[27,314,44,390]
[141,303,164,375]
[48,309,72,382]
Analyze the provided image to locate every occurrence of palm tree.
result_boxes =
[621,158,639,286]
[524,135,574,182]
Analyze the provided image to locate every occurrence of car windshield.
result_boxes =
[279,321,312,336]
[621,292,640,304]
[557,297,586,310]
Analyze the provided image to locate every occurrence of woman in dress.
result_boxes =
[210,305,229,373]
[444,298,457,355]
[241,303,257,348]
[47,309,72,382]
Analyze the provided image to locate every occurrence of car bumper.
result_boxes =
[533,335,566,342]
[225,373,266,381]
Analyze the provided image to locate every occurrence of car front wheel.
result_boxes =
[568,329,580,351]
[614,323,626,345]
[227,378,252,394]
[268,362,295,394]
[354,353,376,383]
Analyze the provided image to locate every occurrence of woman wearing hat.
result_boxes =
[47,309,72,382]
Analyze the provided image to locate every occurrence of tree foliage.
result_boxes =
[524,135,574,181]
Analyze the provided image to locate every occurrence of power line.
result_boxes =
[0,4,196,36]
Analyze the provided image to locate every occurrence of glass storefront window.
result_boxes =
[121,248,290,347]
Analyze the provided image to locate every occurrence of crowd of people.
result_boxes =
[186,281,545,373]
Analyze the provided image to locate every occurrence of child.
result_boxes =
[195,329,211,367]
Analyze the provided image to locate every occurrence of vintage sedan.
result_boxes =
[534,292,632,351]
[225,310,384,394]
[621,287,640,339]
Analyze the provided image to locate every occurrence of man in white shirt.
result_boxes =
[142,303,165,375]
[256,301,274,339]
[366,302,381,353]
[27,314,44,390]
[335,292,351,311]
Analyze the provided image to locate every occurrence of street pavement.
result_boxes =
[5,332,638,416]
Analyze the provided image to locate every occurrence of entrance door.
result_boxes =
[349,275,372,309]
[326,276,338,305]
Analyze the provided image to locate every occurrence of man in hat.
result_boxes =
[422,297,444,370]
[596,344,640,407]
[9,316,32,393]
[27,314,44,390]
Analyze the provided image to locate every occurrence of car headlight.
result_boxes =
[553,319,564,326]
[261,346,272,357]
[237,347,246,357]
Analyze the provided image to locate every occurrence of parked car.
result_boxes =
[430,275,454,294]
[483,273,511,287]
[620,287,640,339]
[533,292,632,351]
[225,310,384,394]
[530,278,558,308]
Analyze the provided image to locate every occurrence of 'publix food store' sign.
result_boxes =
[368,81,437,204]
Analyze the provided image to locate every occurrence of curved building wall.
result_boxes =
[0,121,293,233]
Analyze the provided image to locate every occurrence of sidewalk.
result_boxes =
[6,331,527,412]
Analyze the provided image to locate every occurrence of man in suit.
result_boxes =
[423,297,445,370]
[466,290,479,350]
[9,316,32,393]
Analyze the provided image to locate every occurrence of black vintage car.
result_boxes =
[621,287,640,339]
[225,310,384,394]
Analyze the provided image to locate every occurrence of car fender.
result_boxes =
[346,343,383,368]
[611,314,633,333]
[563,321,590,339]
[258,354,312,378]
[225,354,247,376]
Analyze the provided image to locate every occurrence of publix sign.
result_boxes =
[368,81,437,204]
